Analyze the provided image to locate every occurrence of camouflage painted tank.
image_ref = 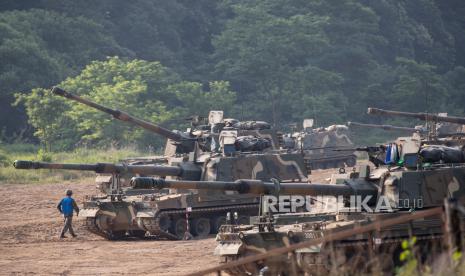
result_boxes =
[15,147,307,240]
[134,135,465,274]
[35,87,309,240]
[283,120,356,169]
[16,86,308,240]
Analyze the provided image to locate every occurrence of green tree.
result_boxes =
[33,0,222,79]
[391,58,448,112]
[213,0,331,126]
[169,80,237,116]
[17,57,180,150]
[443,66,465,116]
[14,88,71,149]
[3,0,465,145]
[0,9,124,139]
[17,57,237,150]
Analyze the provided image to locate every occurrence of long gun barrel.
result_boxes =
[51,87,184,142]
[13,160,190,177]
[368,107,465,125]
[130,177,377,197]
[348,121,422,133]
[333,146,384,152]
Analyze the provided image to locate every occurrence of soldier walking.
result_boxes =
[57,189,79,238]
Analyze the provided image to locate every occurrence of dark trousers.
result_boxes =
[60,215,76,237]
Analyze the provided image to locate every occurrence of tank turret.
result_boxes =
[367,107,465,125]
[286,121,356,169]
[347,121,424,133]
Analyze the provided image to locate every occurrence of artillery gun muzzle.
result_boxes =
[50,86,67,97]
[14,160,39,169]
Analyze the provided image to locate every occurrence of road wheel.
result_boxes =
[192,218,211,238]
[212,216,227,233]
[158,215,171,232]
[170,218,188,239]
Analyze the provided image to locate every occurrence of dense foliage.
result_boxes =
[1,0,464,148]
[16,57,236,150]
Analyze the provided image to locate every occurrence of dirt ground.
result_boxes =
[0,169,336,275]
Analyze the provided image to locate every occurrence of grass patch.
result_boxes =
[0,143,145,184]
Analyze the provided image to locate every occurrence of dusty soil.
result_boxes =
[0,169,336,275]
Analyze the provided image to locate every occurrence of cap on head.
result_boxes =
[66,189,73,196]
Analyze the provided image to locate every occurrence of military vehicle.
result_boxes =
[131,135,465,274]
[15,149,307,240]
[29,87,308,240]
[283,119,356,169]
[368,107,465,145]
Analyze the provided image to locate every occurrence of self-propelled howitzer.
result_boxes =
[208,136,465,275]
[22,89,307,241]
[14,150,308,240]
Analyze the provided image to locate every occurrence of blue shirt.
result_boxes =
[58,197,78,216]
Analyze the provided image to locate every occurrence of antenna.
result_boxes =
[424,79,437,140]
